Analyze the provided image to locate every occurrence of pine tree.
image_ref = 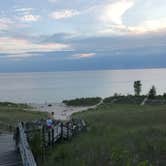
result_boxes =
[134,80,142,96]
[149,85,156,99]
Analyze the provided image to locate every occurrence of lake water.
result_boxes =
[0,68,166,103]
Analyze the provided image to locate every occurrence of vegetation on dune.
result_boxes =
[134,80,142,96]
[163,93,166,99]
[0,102,28,108]
[103,95,145,104]
[44,82,166,166]
[0,102,47,132]
[42,103,166,166]
[2,80,166,165]
[63,97,102,106]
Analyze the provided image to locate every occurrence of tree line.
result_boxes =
[133,80,157,99]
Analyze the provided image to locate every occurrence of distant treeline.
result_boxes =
[63,93,166,106]
[103,94,166,105]
[63,97,102,106]
[103,95,145,104]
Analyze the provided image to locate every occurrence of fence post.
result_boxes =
[52,128,54,146]
[48,130,51,146]
[61,123,63,140]
[15,127,20,148]
[56,125,59,140]
[67,123,69,140]
[42,125,46,161]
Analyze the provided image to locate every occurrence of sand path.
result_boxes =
[29,100,102,120]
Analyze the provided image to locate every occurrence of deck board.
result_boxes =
[0,134,22,166]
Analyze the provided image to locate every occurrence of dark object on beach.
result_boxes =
[48,104,52,107]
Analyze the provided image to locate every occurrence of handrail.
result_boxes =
[17,123,37,166]
[15,119,86,166]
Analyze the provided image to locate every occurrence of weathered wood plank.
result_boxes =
[17,123,37,166]
[0,134,22,166]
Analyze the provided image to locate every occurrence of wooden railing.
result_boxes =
[41,119,86,148]
[15,119,86,166]
[42,122,62,147]
[16,123,37,166]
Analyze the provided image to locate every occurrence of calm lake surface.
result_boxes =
[0,68,166,103]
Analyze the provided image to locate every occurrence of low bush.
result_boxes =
[63,97,102,106]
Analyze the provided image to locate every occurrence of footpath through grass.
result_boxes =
[43,103,166,166]
[0,102,47,132]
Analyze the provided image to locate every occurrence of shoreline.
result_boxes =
[29,102,100,121]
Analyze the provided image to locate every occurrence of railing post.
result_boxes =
[48,129,51,146]
[61,123,63,139]
[42,125,46,162]
[15,127,20,148]
[67,123,69,140]
[52,128,54,146]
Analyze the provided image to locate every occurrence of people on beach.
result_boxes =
[46,116,53,129]
[51,112,54,119]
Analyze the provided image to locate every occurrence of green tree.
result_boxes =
[163,93,166,99]
[149,85,156,99]
[134,80,142,96]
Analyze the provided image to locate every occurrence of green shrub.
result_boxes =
[63,97,102,106]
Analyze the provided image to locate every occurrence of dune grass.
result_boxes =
[43,103,166,166]
[0,102,47,132]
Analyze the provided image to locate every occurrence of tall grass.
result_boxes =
[43,104,166,166]
[0,103,47,132]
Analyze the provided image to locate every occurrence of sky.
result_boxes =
[0,0,166,72]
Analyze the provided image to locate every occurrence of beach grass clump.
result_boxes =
[63,97,102,106]
[0,102,47,132]
[43,103,166,166]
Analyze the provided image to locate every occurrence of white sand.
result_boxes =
[29,102,100,121]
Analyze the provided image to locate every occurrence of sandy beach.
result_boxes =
[29,102,100,121]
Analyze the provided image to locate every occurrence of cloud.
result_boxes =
[98,1,166,35]
[0,18,13,30]
[20,14,40,22]
[100,0,134,25]
[0,17,30,32]
[15,8,40,22]
[6,53,39,58]
[48,0,57,3]
[72,53,96,59]
[15,8,34,13]
[0,37,70,58]
[99,18,166,35]
[50,9,79,20]
[128,18,166,33]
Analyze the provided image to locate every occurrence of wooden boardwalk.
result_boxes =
[0,119,86,166]
[0,134,22,166]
